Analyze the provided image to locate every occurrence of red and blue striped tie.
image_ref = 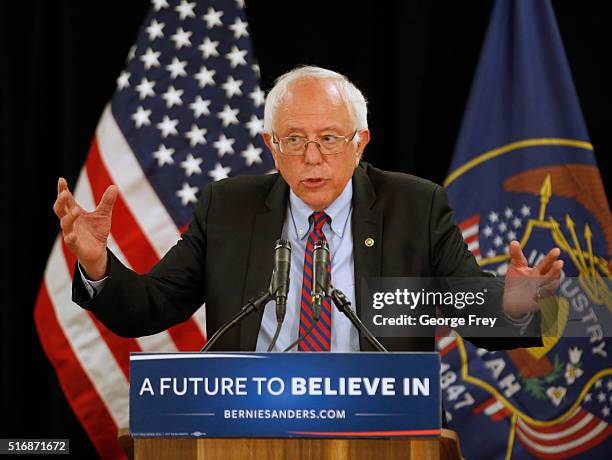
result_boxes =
[299,212,332,352]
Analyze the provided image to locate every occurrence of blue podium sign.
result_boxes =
[129,352,440,438]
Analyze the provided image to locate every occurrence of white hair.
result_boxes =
[263,66,368,138]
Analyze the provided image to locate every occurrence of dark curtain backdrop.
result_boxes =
[1,1,609,457]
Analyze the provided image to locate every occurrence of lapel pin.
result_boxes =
[364,237,375,247]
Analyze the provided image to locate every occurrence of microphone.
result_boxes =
[270,239,291,323]
[311,239,330,321]
[267,240,291,351]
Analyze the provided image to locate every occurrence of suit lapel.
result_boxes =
[239,175,288,350]
[351,165,383,350]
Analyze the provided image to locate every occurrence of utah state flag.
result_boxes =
[442,1,612,458]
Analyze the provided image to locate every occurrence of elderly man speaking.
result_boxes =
[53,66,563,352]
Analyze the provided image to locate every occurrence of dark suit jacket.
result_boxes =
[73,162,539,351]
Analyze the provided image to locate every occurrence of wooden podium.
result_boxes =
[127,353,458,459]
[118,428,463,460]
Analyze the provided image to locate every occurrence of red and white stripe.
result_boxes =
[436,328,458,357]
[34,105,207,459]
[473,396,511,422]
[459,214,481,261]
[515,407,612,459]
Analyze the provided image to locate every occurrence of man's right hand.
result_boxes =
[53,177,118,280]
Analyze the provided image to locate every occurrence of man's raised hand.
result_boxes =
[53,177,118,280]
[502,240,563,318]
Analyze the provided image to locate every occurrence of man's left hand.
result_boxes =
[502,240,564,319]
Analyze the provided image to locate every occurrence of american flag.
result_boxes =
[34,0,273,457]
[459,204,539,272]
[470,389,612,459]
[458,214,481,262]
[515,376,612,459]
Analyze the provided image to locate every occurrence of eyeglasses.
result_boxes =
[272,130,358,156]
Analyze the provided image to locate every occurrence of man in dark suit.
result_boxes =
[54,66,563,352]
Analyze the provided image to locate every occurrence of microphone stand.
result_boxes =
[267,275,288,351]
[329,286,387,352]
[283,287,387,353]
[200,290,272,352]
[282,319,317,352]
[267,311,284,352]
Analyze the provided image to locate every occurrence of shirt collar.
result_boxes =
[289,180,353,240]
